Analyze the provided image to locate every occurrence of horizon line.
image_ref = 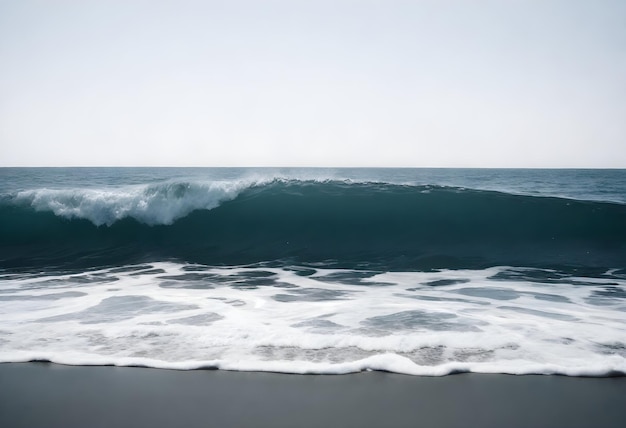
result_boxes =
[1,165,625,170]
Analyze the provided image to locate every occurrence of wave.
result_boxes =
[1,180,625,272]
[4,353,624,377]
[11,179,253,226]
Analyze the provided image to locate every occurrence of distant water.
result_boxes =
[0,168,625,376]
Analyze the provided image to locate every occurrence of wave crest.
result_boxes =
[13,180,253,226]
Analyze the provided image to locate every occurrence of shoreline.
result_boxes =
[1,362,625,428]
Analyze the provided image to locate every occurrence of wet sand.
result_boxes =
[1,362,625,428]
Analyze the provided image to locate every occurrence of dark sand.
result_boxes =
[1,363,625,428]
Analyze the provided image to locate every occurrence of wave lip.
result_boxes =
[12,180,251,226]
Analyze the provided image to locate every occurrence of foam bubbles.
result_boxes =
[13,180,254,226]
[10,176,367,226]
[0,264,624,376]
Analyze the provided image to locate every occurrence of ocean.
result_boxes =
[0,167,624,376]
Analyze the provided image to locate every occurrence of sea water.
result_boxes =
[0,168,624,375]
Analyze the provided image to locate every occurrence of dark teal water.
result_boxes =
[1,168,625,274]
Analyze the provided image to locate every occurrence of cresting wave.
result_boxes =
[12,179,252,226]
[1,179,625,272]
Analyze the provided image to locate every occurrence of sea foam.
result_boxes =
[13,180,253,226]
[1,263,624,377]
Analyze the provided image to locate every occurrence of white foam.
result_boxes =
[11,174,377,226]
[0,264,624,376]
[13,180,257,226]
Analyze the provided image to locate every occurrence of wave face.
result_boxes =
[1,179,625,273]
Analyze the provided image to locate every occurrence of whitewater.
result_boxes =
[0,168,625,376]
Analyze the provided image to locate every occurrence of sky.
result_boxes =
[0,0,625,167]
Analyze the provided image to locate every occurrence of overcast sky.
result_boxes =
[1,0,624,167]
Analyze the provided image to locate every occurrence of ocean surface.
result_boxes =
[0,167,625,376]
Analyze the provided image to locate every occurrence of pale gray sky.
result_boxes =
[1,0,624,167]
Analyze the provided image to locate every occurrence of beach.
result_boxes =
[1,362,625,428]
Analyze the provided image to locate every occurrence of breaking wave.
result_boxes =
[1,179,625,272]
